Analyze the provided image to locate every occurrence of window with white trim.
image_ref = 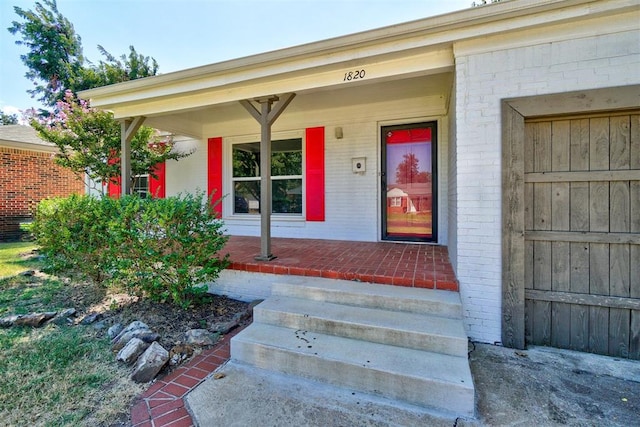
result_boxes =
[232,138,303,215]
[132,175,150,198]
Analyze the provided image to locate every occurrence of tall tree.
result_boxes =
[8,0,159,107]
[9,0,187,195]
[0,112,19,126]
[8,0,84,106]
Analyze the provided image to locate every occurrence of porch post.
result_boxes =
[240,93,296,261]
[119,116,145,196]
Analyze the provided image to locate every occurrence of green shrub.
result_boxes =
[32,195,113,282]
[32,193,229,307]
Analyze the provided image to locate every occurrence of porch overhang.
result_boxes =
[78,0,636,134]
[81,47,454,123]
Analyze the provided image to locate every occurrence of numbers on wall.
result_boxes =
[343,69,366,82]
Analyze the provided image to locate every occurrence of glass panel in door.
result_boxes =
[382,123,436,242]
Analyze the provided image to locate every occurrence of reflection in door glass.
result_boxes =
[385,127,433,240]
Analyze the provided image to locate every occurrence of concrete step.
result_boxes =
[231,322,475,417]
[254,295,468,356]
[271,280,462,318]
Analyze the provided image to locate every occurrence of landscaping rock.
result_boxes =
[13,312,57,327]
[48,308,77,325]
[92,320,107,330]
[112,321,149,343]
[80,312,103,325]
[107,323,123,339]
[111,321,156,351]
[0,315,19,328]
[112,329,159,352]
[59,308,77,318]
[131,342,169,383]
[184,329,219,346]
[210,319,237,334]
[117,337,150,365]
[209,304,256,334]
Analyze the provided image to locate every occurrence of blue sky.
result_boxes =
[1,0,472,117]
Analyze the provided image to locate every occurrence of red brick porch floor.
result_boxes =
[224,236,459,291]
[130,236,458,426]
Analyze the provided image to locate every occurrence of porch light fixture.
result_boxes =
[334,126,343,139]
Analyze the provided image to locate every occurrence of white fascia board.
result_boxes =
[454,6,640,57]
[79,0,637,117]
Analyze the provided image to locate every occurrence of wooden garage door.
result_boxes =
[524,112,640,359]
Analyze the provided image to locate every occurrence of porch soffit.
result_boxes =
[83,46,454,120]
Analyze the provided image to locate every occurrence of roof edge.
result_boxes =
[80,0,620,100]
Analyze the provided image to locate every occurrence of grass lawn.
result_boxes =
[0,242,143,426]
[0,241,40,278]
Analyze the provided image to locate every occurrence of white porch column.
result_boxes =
[119,116,145,196]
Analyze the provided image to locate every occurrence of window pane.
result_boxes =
[272,179,302,214]
[234,181,260,214]
[233,143,260,178]
[232,138,302,215]
[271,139,302,176]
[133,175,149,198]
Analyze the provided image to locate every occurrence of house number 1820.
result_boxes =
[343,69,366,81]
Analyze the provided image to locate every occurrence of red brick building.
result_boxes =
[0,125,84,241]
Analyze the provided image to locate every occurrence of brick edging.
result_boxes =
[130,325,246,427]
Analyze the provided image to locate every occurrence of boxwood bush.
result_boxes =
[32,192,229,308]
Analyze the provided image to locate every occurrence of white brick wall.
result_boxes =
[454,29,640,343]
[447,75,458,271]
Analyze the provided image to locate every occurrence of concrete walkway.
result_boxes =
[131,324,640,426]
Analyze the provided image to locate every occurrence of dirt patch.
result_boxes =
[103,293,250,351]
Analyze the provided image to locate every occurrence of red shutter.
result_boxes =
[107,149,121,198]
[208,137,223,216]
[149,162,166,198]
[305,127,325,221]
[107,178,121,199]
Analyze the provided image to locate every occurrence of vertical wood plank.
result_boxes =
[534,122,552,172]
[570,242,590,351]
[502,103,527,349]
[631,310,640,360]
[629,116,639,359]
[588,117,611,355]
[533,240,552,345]
[552,120,571,172]
[571,119,590,171]
[609,115,632,357]
[534,122,553,232]
[590,117,610,171]
[524,120,535,346]
[532,122,552,345]
[525,241,534,345]
[551,242,571,348]
[570,118,591,233]
[610,116,630,170]
[631,115,639,170]
[551,120,571,348]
